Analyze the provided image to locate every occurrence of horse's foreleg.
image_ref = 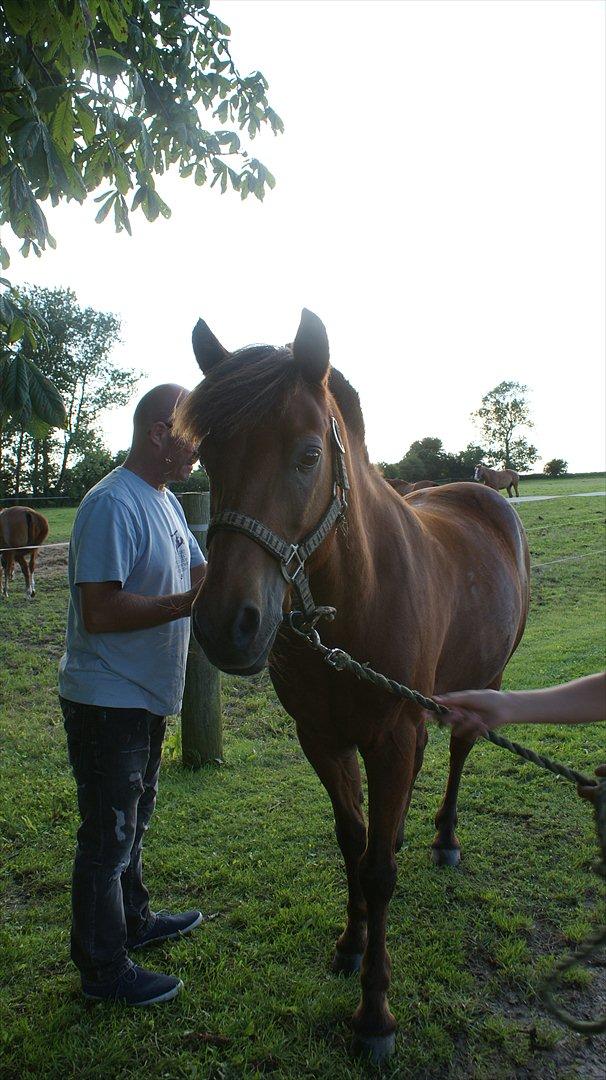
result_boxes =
[298,735,368,973]
[353,717,417,1061]
[395,719,427,851]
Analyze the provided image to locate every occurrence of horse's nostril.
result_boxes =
[232,603,261,649]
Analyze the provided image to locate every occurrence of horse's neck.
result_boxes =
[312,449,417,616]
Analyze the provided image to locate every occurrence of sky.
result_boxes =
[7,0,605,471]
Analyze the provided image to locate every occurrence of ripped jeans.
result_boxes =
[60,698,166,985]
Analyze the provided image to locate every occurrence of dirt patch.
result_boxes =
[465,924,605,1078]
[36,544,68,577]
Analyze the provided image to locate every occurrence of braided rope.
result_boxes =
[286,613,605,1033]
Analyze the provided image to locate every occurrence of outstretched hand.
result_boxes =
[432,689,509,740]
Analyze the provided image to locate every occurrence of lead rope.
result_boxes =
[285,612,606,1033]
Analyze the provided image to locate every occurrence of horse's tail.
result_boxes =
[25,510,48,548]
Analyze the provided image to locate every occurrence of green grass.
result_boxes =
[40,507,77,544]
[515,474,605,497]
[1,480,604,1078]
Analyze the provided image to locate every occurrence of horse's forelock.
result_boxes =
[174,344,301,446]
[174,343,368,459]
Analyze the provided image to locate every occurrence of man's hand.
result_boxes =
[80,581,199,634]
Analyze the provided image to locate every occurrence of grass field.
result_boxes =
[1,480,605,1079]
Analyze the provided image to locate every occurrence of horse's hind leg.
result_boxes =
[298,735,368,973]
[1,555,11,599]
[29,551,37,596]
[16,553,32,599]
[432,674,503,866]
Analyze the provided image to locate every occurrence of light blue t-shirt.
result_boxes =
[58,467,205,716]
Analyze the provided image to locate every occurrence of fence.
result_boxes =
[177,492,222,769]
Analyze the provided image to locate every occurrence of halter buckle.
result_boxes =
[281,544,305,583]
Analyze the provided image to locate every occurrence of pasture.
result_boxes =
[1,480,605,1079]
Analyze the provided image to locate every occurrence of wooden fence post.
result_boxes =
[179,491,223,768]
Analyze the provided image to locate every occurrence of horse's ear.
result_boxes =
[292,308,330,384]
[192,319,230,374]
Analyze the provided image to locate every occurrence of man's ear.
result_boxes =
[192,320,230,373]
[292,308,330,384]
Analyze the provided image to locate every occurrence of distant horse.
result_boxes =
[386,478,439,495]
[176,311,529,1060]
[0,506,49,599]
[474,463,519,498]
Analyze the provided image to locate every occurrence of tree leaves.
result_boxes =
[472,382,538,471]
[0,0,283,428]
[50,94,75,155]
[0,0,282,265]
[24,357,69,429]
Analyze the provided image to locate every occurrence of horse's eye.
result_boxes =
[297,447,322,471]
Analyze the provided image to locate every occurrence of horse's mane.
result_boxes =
[175,343,367,454]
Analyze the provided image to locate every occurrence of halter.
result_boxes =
[206,416,349,626]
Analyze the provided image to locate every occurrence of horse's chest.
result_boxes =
[268,645,401,747]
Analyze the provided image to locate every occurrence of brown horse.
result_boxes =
[474,463,519,498]
[386,478,439,495]
[0,506,49,599]
[175,311,530,1061]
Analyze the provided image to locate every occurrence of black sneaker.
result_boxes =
[82,963,183,1006]
[129,909,204,950]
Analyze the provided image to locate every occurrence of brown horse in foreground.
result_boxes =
[0,506,49,599]
[474,463,519,497]
[386,477,439,495]
[176,311,530,1061]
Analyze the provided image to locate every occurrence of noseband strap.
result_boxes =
[205,416,349,622]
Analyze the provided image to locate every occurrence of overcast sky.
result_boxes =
[9,0,605,471]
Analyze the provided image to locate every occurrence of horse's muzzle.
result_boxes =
[191,598,279,675]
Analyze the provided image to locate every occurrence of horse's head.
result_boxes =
[473,464,484,481]
[175,310,348,674]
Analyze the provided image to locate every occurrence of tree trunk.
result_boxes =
[15,430,25,496]
[42,438,50,495]
[56,375,87,493]
[32,441,40,496]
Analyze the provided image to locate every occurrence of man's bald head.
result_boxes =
[132,384,188,437]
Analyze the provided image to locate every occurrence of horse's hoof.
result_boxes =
[332,949,363,976]
[352,1031,396,1062]
[431,846,461,868]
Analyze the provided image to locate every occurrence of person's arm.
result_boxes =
[433,673,606,739]
[80,581,199,634]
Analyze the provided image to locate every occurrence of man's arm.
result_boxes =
[80,581,199,634]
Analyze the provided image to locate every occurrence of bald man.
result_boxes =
[59,384,206,1006]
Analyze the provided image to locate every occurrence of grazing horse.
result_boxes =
[0,506,49,599]
[175,311,530,1061]
[386,478,439,495]
[474,463,519,498]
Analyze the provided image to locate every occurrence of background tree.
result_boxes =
[472,380,538,472]
[0,0,282,428]
[0,285,140,496]
[379,438,487,483]
[543,458,568,478]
